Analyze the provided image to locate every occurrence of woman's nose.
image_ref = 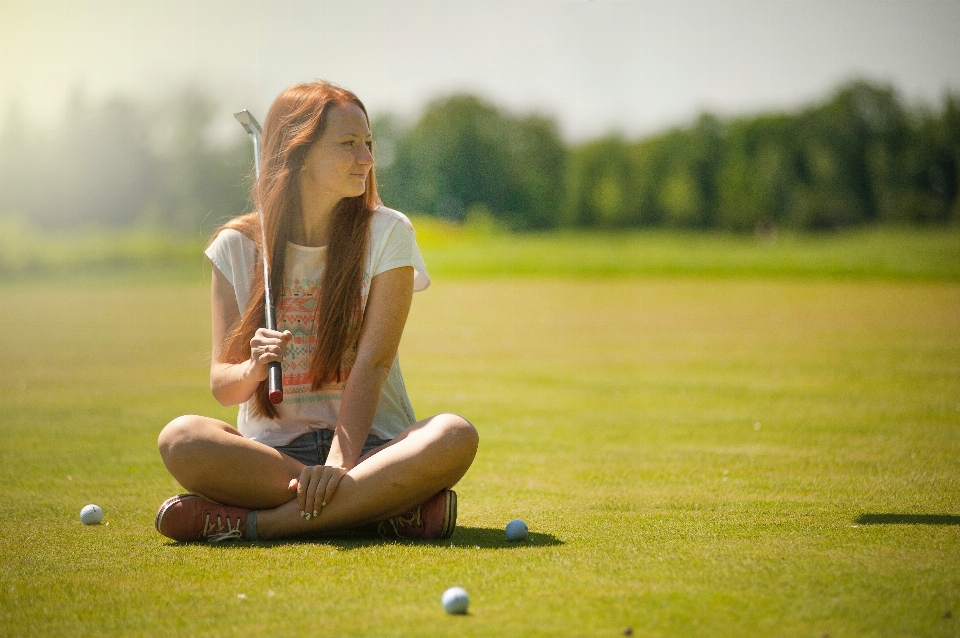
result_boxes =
[358,145,374,165]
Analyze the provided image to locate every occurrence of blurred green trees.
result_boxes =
[1,79,957,233]
[375,94,566,229]
[565,80,958,232]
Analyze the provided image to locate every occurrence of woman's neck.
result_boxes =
[293,195,338,247]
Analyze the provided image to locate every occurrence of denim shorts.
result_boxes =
[272,429,391,466]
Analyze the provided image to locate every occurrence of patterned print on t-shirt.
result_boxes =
[276,272,371,404]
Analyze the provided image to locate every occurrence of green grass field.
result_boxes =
[1,230,958,636]
[2,219,959,282]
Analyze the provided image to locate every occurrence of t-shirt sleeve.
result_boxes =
[372,214,431,292]
[204,228,257,313]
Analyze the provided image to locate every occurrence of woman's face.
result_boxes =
[300,102,374,203]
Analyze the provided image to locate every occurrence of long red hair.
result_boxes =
[215,81,381,418]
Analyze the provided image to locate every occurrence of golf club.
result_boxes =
[234,109,283,404]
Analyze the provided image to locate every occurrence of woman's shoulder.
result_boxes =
[371,205,415,232]
[205,224,257,278]
[211,227,249,244]
[206,228,250,259]
[368,205,431,290]
[210,213,258,245]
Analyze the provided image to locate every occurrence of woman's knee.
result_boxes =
[157,415,205,463]
[434,413,479,458]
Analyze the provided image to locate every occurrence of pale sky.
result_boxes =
[2,0,959,141]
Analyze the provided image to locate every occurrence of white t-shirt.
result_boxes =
[204,205,430,446]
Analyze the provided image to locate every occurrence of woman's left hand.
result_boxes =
[291,464,348,520]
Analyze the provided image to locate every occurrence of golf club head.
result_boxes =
[234,109,262,178]
[234,109,262,137]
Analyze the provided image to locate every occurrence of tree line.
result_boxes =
[1,79,957,234]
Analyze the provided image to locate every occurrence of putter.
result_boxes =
[235,109,283,404]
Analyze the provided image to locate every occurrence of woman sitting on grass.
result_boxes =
[154,81,478,542]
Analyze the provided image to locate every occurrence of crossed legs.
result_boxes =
[157,414,478,541]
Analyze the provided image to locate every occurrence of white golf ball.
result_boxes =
[441,586,469,614]
[505,518,528,541]
[79,504,103,525]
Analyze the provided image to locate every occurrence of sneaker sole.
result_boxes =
[441,490,457,539]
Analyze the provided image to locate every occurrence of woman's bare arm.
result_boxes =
[327,265,414,469]
[294,265,414,518]
[209,264,290,407]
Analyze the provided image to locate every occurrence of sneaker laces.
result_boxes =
[203,513,244,543]
[378,506,423,537]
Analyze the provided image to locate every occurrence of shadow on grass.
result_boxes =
[163,526,562,550]
[856,514,960,526]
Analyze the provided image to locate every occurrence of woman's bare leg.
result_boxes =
[158,415,305,509]
[255,413,478,539]
[157,413,479,539]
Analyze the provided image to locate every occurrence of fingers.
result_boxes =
[295,465,325,520]
[296,466,312,514]
[249,329,292,370]
[295,465,347,521]
[304,466,324,519]
[310,467,346,517]
[308,472,327,518]
[322,470,345,511]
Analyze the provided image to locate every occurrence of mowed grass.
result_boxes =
[2,221,959,282]
[0,248,959,635]
[412,222,960,281]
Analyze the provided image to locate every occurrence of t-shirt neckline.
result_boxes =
[287,240,327,251]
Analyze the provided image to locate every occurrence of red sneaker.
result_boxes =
[155,494,252,543]
[378,490,457,540]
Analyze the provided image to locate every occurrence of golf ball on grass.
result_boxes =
[505,518,528,541]
[441,586,469,614]
[79,504,103,525]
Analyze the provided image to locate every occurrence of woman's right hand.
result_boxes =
[248,328,292,380]
[291,464,348,520]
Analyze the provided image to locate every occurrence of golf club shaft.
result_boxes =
[235,110,283,404]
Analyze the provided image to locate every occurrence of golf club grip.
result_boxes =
[264,290,284,404]
[268,362,283,404]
